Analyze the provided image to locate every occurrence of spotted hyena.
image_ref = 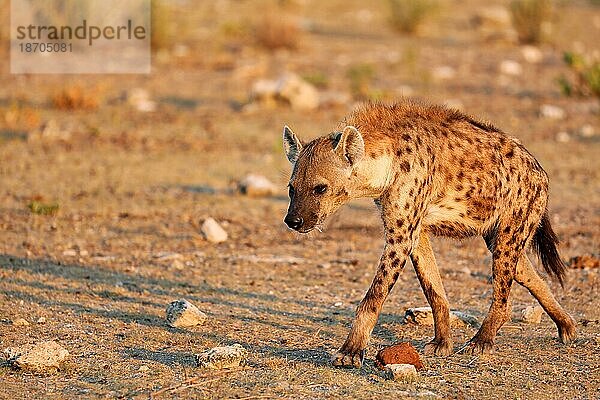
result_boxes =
[282,101,576,368]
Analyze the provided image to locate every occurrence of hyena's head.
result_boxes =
[282,125,364,233]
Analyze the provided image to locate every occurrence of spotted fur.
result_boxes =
[283,100,576,368]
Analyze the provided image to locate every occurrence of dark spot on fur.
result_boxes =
[402,134,411,141]
[388,237,395,245]
[400,161,411,172]
[389,250,397,259]
[506,149,514,158]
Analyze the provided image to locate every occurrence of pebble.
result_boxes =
[580,124,595,138]
[201,218,228,243]
[165,299,207,328]
[277,73,320,110]
[521,46,543,63]
[385,363,419,382]
[36,317,46,324]
[540,104,565,120]
[138,365,150,372]
[499,60,523,76]
[404,307,480,328]
[238,174,278,197]
[431,66,456,81]
[62,249,77,257]
[196,344,246,369]
[4,341,69,373]
[12,318,30,326]
[556,131,571,143]
[520,306,544,324]
[376,343,424,370]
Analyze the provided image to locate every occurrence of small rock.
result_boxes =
[201,218,228,244]
[138,365,150,372]
[36,317,46,324]
[79,250,89,257]
[569,255,600,269]
[238,174,278,197]
[451,311,480,328]
[251,79,279,102]
[277,73,320,110]
[171,259,185,270]
[333,302,343,307]
[385,363,418,382]
[196,344,246,369]
[499,60,522,76]
[62,249,77,257]
[520,306,544,324]
[580,124,595,138]
[431,66,456,81]
[12,318,30,326]
[165,299,207,328]
[124,88,156,112]
[521,46,543,63]
[4,341,69,373]
[376,343,424,371]
[556,131,571,143]
[404,307,480,328]
[540,104,565,120]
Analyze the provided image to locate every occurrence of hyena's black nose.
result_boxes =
[284,215,303,230]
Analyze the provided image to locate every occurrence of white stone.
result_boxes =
[36,317,46,324]
[196,344,246,369]
[12,318,29,326]
[385,363,418,382]
[556,132,571,143]
[540,104,565,120]
[138,365,150,372]
[521,46,543,63]
[251,79,279,100]
[201,218,228,243]
[500,60,523,76]
[521,306,544,324]
[276,73,320,110]
[165,299,207,328]
[62,249,77,257]
[580,124,595,137]
[431,66,456,81]
[238,174,278,197]
[4,341,69,373]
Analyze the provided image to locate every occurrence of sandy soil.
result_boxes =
[0,1,599,399]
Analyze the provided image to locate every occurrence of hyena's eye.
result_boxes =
[288,185,295,198]
[313,184,328,195]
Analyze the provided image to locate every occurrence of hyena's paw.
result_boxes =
[558,318,577,344]
[424,338,454,356]
[465,335,495,355]
[331,346,365,368]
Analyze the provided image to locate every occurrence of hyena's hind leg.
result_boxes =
[411,232,453,355]
[515,255,576,343]
[468,223,529,354]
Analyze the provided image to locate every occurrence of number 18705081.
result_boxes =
[19,42,72,53]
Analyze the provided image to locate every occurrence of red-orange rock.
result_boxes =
[375,342,424,371]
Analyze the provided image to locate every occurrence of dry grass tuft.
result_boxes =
[558,52,600,98]
[387,0,437,34]
[51,85,101,110]
[509,0,551,44]
[255,13,301,50]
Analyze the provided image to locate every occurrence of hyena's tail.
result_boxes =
[532,210,567,287]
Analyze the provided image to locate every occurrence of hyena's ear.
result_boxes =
[283,125,303,164]
[334,125,364,165]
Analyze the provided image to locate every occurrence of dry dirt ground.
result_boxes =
[0,1,599,399]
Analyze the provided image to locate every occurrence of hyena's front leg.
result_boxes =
[332,186,425,368]
[411,231,453,356]
[332,243,411,368]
